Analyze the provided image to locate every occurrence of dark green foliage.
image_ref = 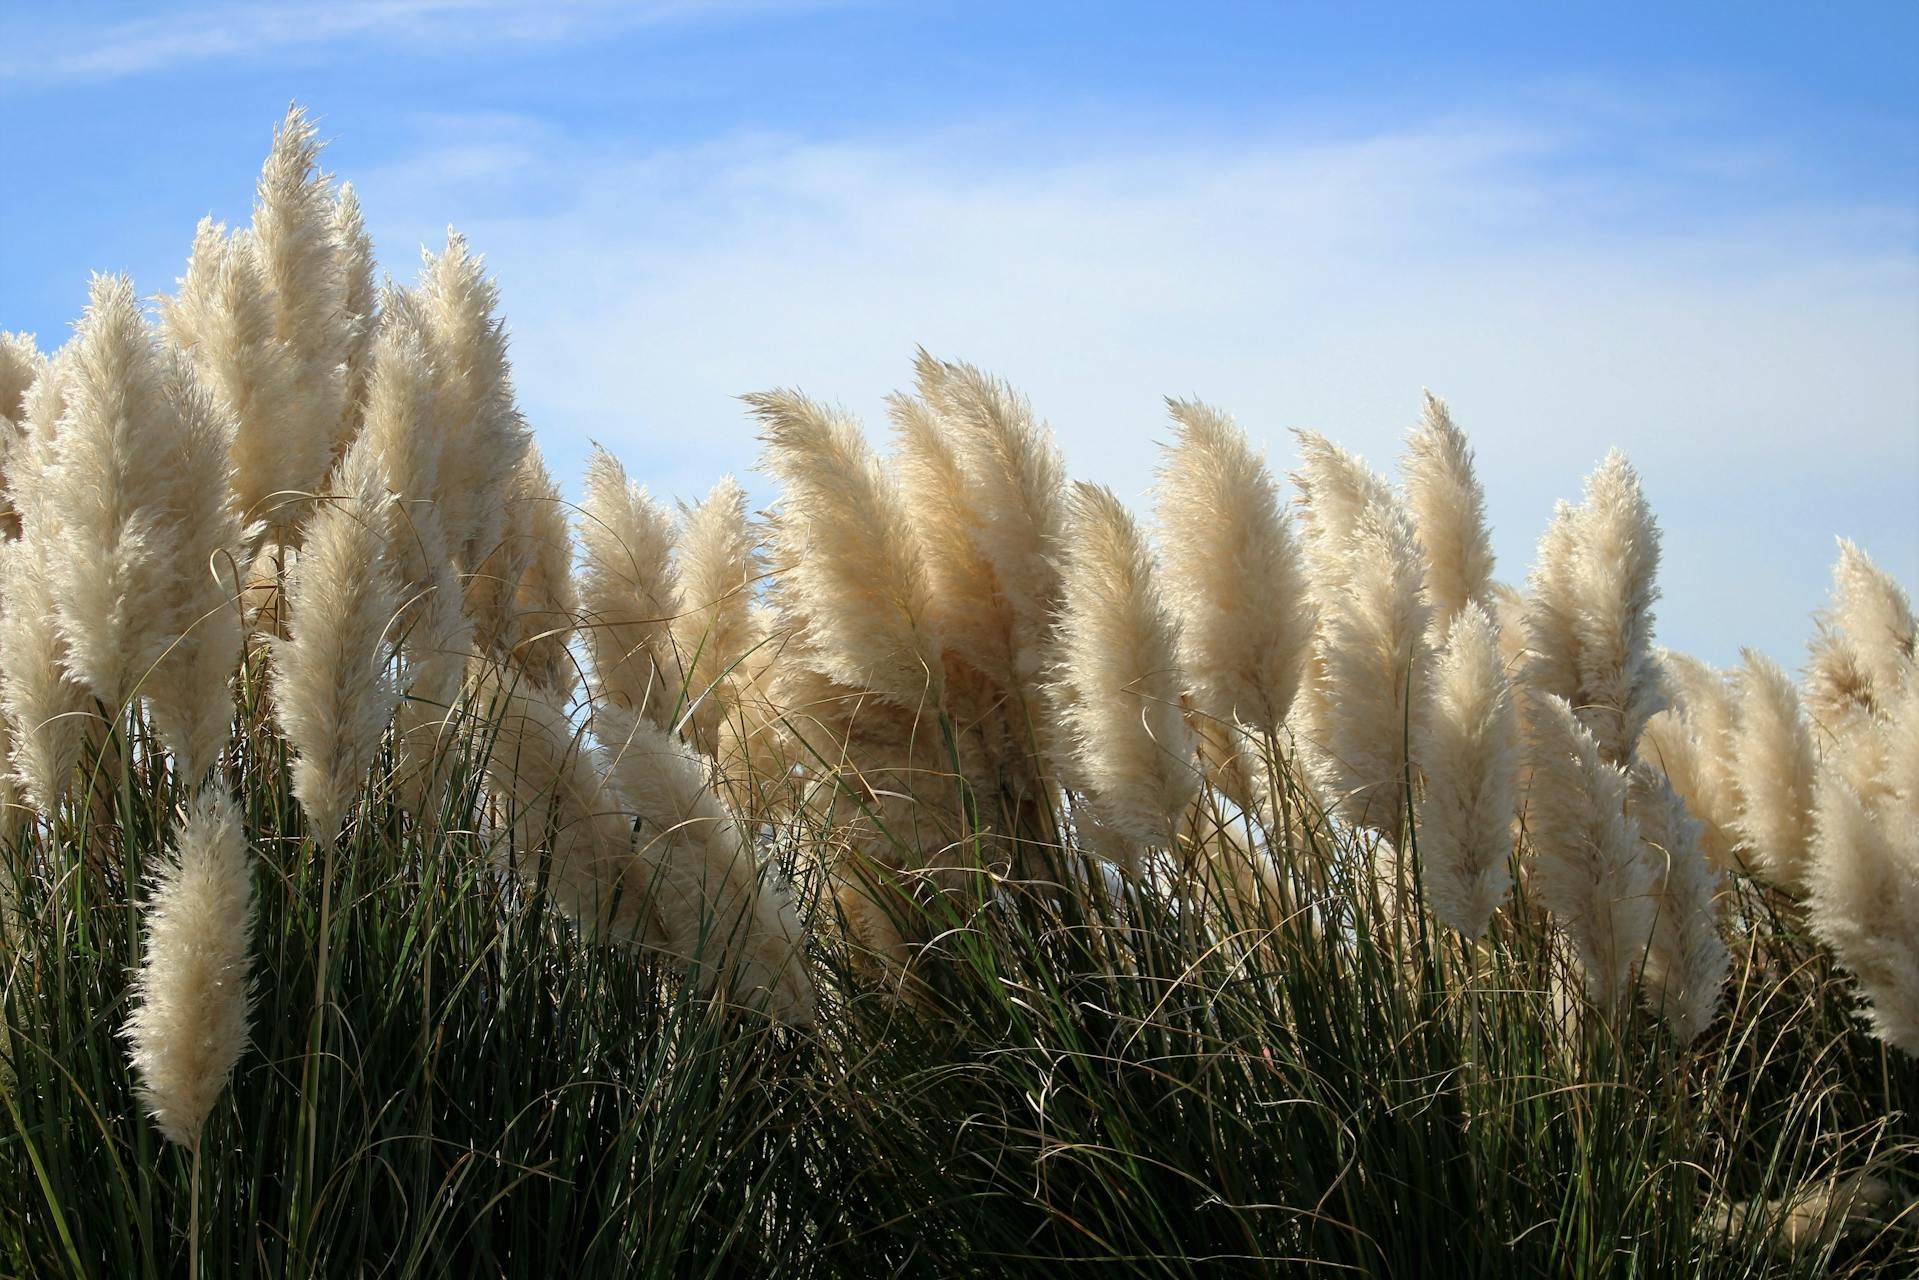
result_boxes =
[1,683,1912,1277]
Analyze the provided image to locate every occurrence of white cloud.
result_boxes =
[351,116,1918,669]
[0,0,828,84]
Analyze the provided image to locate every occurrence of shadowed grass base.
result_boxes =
[1,693,1913,1277]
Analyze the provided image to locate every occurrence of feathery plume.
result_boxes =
[1522,693,1656,1011]
[1052,482,1197,850]
[0,331,42,425]
[332,181,377,444]
[124,787,257,1147]
[141,357,246,779]
[1292,430,1397,596]
[408,235,530,581]
[161,218,312,531]
[1489,581,1530,678]
[479,674,660,939]
[1568,451,1666,761]
[1522,453,1666,763]
[273,444,404,844]
[1157,398,1314,736]
[1806,538,1915,729]
[750,389,943,708]
[0,539,91,813]
[1727,649,1817,891]
[1629,764,1727,1042]
[1519,501,1583,709]
[890,389,1017,687]
[1293,435,1431,838]
[1806,765,1919,1055]
[671,475,765,756]
[579,445,682,725]
[348,313,475,812]
[597,706,816,1024]
[1641,653,1743,872]
[1401,391,1495,630]
[1413,603,1518,937]
[472,444,577,697]
[916,352,1065,683]
[43,276,206,710]
[249,107,351,493]
[0,331,45,539]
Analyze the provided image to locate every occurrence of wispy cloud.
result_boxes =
[349,114,1917,668]
[0,0,828,86]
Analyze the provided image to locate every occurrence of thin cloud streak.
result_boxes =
[0,0,830,86]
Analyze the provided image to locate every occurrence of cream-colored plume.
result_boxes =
[332,181,377,444]
[750,389,943,709]
[44,277,238,717]
[1806,538,1915,730]
[1522,692,1656,1012]
[273,444,404,844]
[1157,399,1314,738]
[670,475,766,757]
[124,786,257,1147]
[479,674,660,940]
[1643,652,1742,872]
[579,444,682,725]
[140,358,246,780]
[1806,760,1918,1055]
[405,235,530,585]
[0,538,91,813]
[249,107,355,476]
[472,444,577,697]
[1051,482,1197,852]
[1400,392,1495,631]
[1522,452,1666,763]
[161,218,309,532]
[0,331,41,424]
[0,353,91,811]
[1727,649,1817,891]
[1629,763,1727,1043]
[0,333,44,536]
[597,706,816,1024]
[1292,432,1431,838]
[914,352,1065,684]
[890,388,1017,688]
[350,311,473,812]
[1413,603,1518,938]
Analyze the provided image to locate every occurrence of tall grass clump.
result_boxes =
[1,107,1913,1277]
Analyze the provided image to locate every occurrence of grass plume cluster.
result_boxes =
[1,109,1914,1277]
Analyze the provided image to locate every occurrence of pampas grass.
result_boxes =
[124,786,257,1146]
[272,444,403,844]
[1293,432,1431,839]
[751,389,943,709]
[1157,398,1313,738]
[669,474,765,757]
[596,705,815,1024]
[1645,652,1743,872]
[1052,481,1197,855]
[1807,762,1919,1054]
[579,444,681,724]
[5,106,1917,1279]
[1401,390,1495,631]
[1523,451,1667,764]
[1522,692,1655,1012]
[1413,602,1518,937]
[1628,763,1728,1042]
[914,351,1065,684]
[1729,648,1819,890]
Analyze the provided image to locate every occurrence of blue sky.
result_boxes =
[3,1,1914,669]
